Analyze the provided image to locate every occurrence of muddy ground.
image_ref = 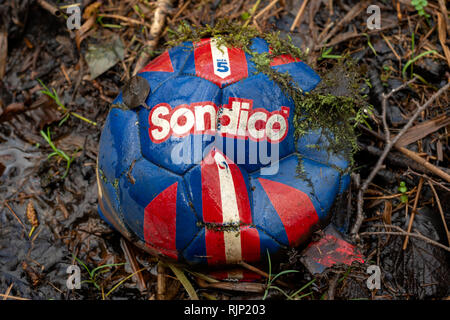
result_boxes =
[0,0,449,300]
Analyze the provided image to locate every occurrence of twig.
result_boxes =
[381,77,417,144]
[169,0,191,23]
[120,238,147,293]
[3,284,13,300]
[319,1,366,45]
[243,0,262,27]
[406,169,450,192]
[397,146,450,183]
[327,274,339,300]
[3,201,26,231]
[427,181,450,246]
[36,0,62,17]
[360,224,450,252]
[196,277,265,293]
[0,293,30,301]
[255,0,279,20]
[290,0,309,32]
[156,262,166,300]
[358,125,450,183]
[402,177,424,250]
[98,14,152,29]
[351,80,450,238]
[132,0,174,76]
[239,261,291,288]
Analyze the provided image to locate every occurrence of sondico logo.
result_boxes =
[148,97,290,144]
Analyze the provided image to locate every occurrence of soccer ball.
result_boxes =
[97,37,350,266]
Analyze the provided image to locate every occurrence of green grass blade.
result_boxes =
[72,254,93,278]
[289,278,316,299]
[402,50,436,78]
[270,270,299,283]
[91,262,126,276]
[105,267,146,298]
[166,262,199,300]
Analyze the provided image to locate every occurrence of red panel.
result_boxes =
[258,178,318,247]
[201,149,223,224]
[240,226,260,262]
[307,234,365,267]
[144,182,178,259]
[194,39,248,87]
[226,46,249,85]
[269,47,301,67]
[205,229,227,265]
[140,51,174,73]
[270,54,301,67]
[201,149,226,265]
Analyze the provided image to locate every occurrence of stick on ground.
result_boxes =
[351,80,450,238]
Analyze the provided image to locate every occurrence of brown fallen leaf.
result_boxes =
[22,261,41,287]
[395,115,450,147]
[437,13,450,68]
[382,200,392,226]
[26,201,39,228]
[0,25,7,80]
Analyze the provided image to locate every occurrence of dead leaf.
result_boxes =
[75,15,96,51]
[26,201,39,228]
[82,1,102,19]
[437,13,450,68]
[0,27,7,79]
[382,200,392,225]
[85,36,125,79]
[395,115,450,147]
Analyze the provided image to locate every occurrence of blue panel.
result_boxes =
[220,73,296,174]
[168,42,193,73]
[181,229,207,265]
[137,72,175,95]
[138,76,221,175]
[296,129,349,171]
[250,37,270,54]
[183,164,203,222]
[98,176,123,229]
[118,159,199,244]
[258,230,285,261]
[98,108,141,182]
[272,61,321,92]
[180,41,197,76]
[248,175,290,246]
[250,154,342,221]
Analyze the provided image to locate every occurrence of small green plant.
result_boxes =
[72,254,126,291]
[97,16,123,29]
[398,181,409,203]
[38,79,97,126]
[319,47,342,61]
[263,250,300,300]
[380,65,392,86]
[411,0,430,18]
[40,128,79,179]
[362,33,377,56]
[240,11,251,21]
[402,50,437,79]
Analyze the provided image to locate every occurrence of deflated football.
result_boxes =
[96,37,350,266]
